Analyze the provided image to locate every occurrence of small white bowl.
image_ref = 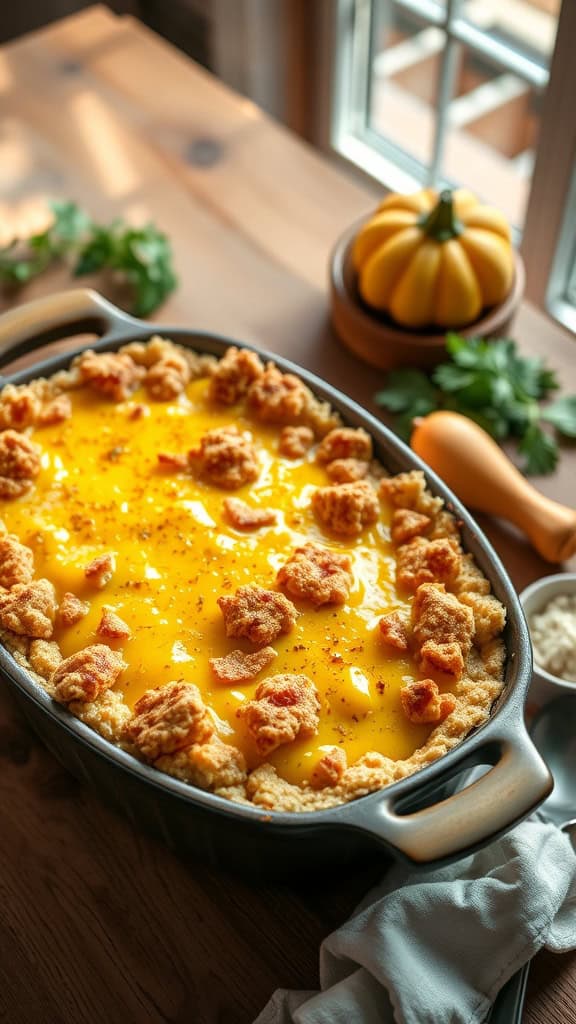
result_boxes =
[520,573,576,713]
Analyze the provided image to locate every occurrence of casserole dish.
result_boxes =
[0,289,551,875]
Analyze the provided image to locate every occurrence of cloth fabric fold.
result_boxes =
[254,820,576,1024]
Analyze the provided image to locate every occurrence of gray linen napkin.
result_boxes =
[254,820,576,1024]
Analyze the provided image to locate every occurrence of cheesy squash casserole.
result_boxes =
[0,339,506,811]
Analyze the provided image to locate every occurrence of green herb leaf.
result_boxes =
[444,332,484,367]
[432,363,474,392]
[489,375,515,407]
[48,200,92,247]
[537,366,560,396]
[453,371,496,409]
[541,395,576,437]
[374,369,436,413]
[74,226,114,275]
[504,399,534,435]
[519,423,558,475]
[508,351,558,400]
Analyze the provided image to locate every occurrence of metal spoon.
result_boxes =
[487,694,576,1023]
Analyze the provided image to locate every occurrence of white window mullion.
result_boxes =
[427,0,461,186]
[520,0,576,325]
[349,0,373,136]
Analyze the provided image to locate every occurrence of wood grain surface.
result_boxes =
[0,8,574,1023]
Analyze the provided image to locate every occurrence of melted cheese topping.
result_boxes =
[1,379,436,784]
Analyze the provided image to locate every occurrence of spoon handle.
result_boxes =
[487,962,530,1023]
[411,411,576,563]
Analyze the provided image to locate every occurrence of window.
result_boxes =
[320,0,576,333]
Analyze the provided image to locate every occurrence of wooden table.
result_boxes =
[0,8,574,1023]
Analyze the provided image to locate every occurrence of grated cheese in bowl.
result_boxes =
[529,594,576,683]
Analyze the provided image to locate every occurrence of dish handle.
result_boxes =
[343,725,552,864]
[0,288,142,373]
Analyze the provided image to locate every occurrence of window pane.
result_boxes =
[461,0,560,69]
[442,45,546,225]
[368,4,440,174]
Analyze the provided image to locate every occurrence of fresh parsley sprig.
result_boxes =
[0,200,177,316]
[374,333,576,475]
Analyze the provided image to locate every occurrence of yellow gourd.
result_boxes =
[352,188,514,329]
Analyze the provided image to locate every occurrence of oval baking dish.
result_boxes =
[0,289,551,876]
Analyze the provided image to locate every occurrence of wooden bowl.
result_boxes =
[329,220,525,371]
